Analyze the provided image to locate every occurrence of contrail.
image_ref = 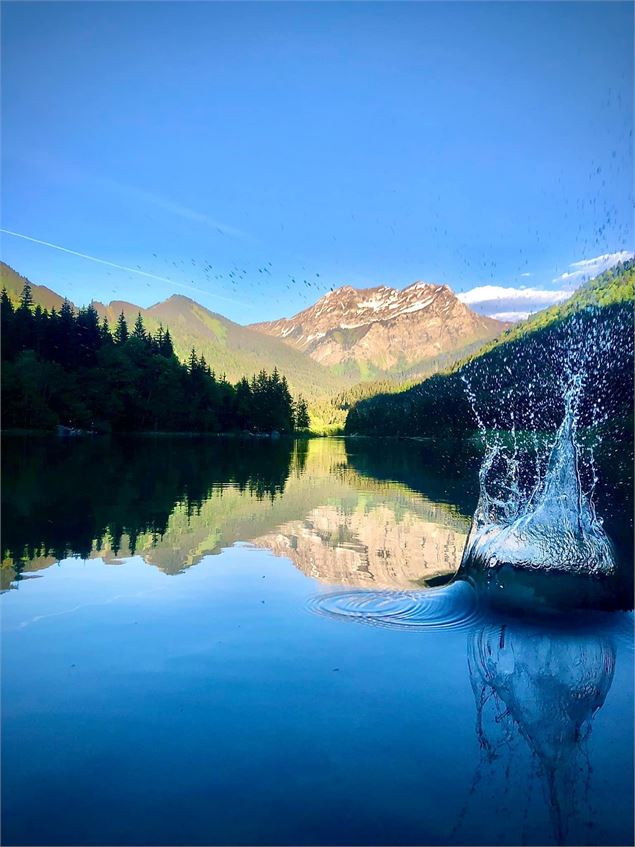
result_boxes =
[0,228,245,306]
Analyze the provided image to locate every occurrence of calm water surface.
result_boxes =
[2,436,633,846]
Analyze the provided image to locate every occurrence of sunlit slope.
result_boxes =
[251,282,508,376]
[1,263,66,311]
[456,258,635,358]
[94,294,350,401]
[346,260,635,437]
[0,263,349,403]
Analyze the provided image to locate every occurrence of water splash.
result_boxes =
[461,307,624,579]
[462,385,616,577]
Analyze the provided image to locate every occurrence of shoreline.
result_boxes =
[1,428,322,439]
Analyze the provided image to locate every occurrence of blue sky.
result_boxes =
[1,1,633,323]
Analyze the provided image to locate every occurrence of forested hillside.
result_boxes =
[345,261,634,439]
[0,263,348,410]
[96,293,349,404]
[1,284,309,434]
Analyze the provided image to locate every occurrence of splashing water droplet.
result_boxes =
[461,311,622,579]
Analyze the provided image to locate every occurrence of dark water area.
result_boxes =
[1,435,633,846]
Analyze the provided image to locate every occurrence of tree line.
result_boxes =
[1,436,309,583]
[1,283,311,433]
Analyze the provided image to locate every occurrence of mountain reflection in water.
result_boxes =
[2,435,476,590]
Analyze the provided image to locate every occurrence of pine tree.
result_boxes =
[60,299,74,321]
[295,396,310,430]
[77,304,101,364]
[235,377,252,429]
[100,316,112,343]
[280,374,294,432]
[1,287,14,315]
[115,311,129,344]
[19,281,33,310]
[132,312,146,340]
[199,354,211,375]
[56,299,77,368]
[160,328,174,357]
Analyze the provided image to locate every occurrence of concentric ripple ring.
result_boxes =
[306,579,484,632]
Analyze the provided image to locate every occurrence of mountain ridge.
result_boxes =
[0,263,349,405]
[0,263,66,312]
[250,280,508,377]
[2,262,513,426]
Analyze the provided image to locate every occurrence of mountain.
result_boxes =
[252,496,466,589]
[91,293,348,402]
[251,282,508,379]
[0,263,348,405]
[1,262,512,428]
[0,263,66,311]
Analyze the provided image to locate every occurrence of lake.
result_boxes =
[1,435,633,846]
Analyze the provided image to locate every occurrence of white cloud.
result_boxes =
[553,251,633,285]
[458,285,570,321]
[520,272,532,277]
[459,250,633,323]
[490,311,531,322]
[458,285,570,306]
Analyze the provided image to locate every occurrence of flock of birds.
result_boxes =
[103,252,330,309]
[77,121,633,316]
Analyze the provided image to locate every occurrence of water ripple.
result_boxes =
[306,579,484,632]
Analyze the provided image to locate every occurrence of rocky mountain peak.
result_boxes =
[250,280,508,375]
